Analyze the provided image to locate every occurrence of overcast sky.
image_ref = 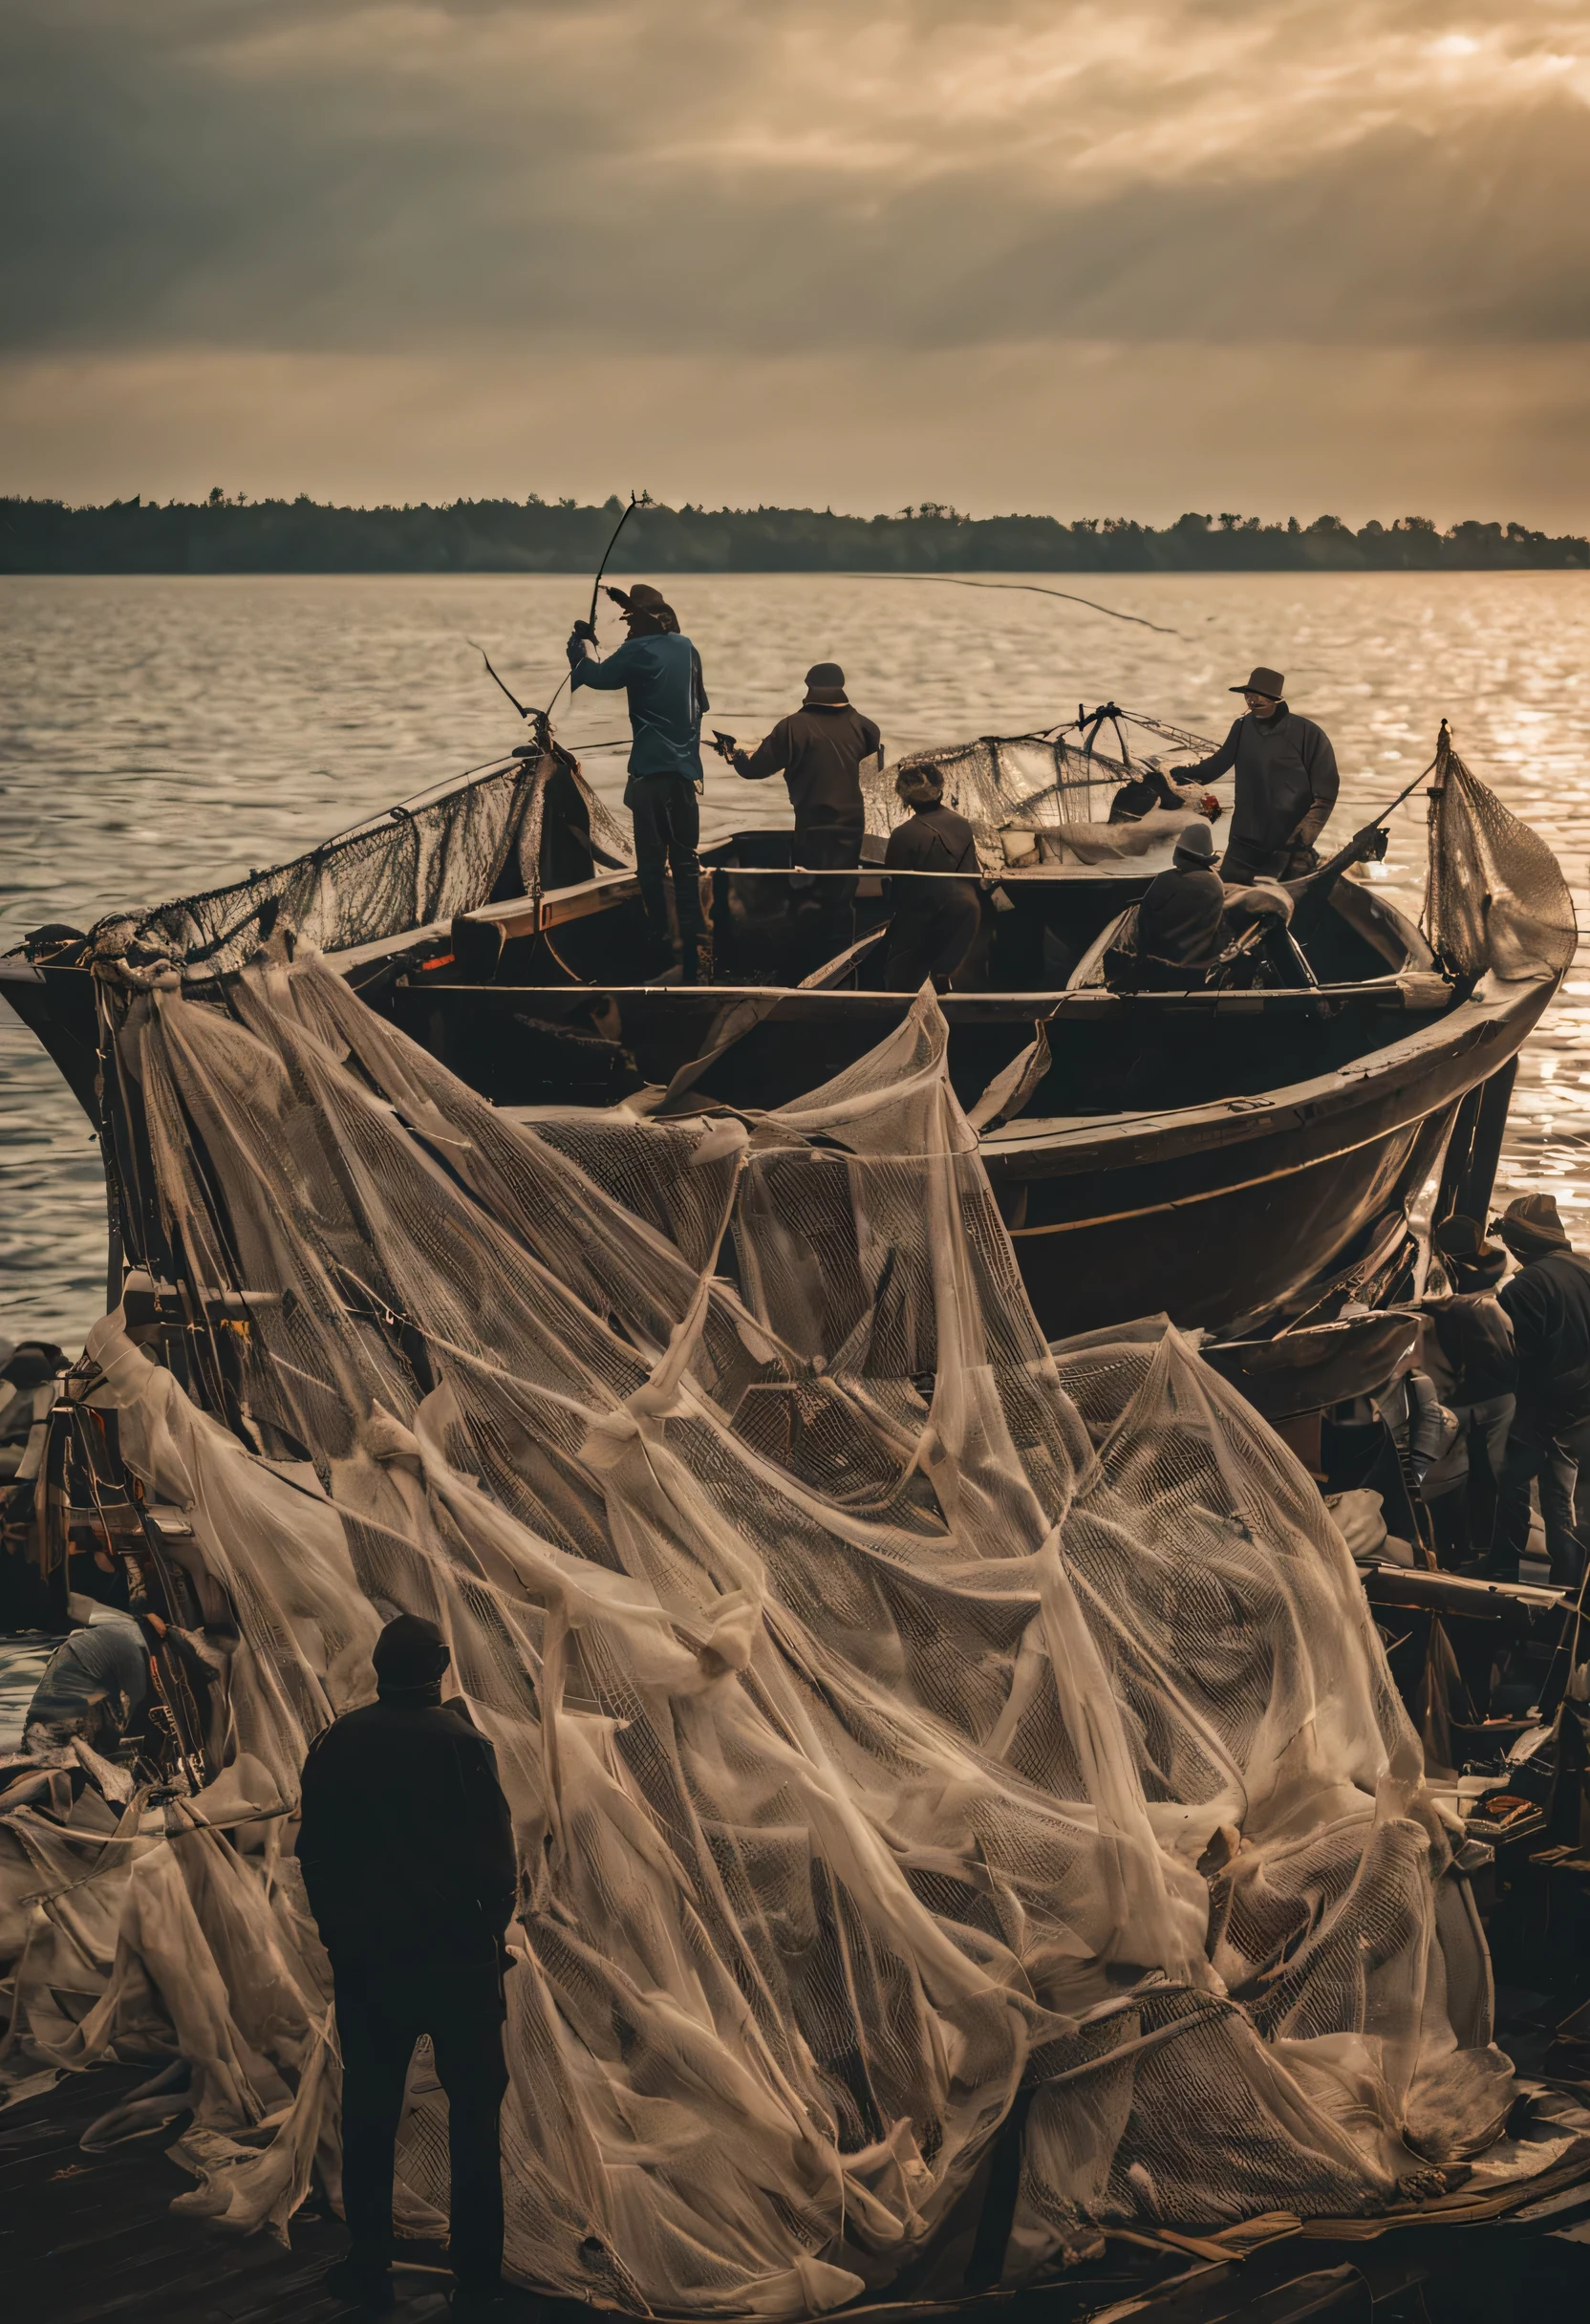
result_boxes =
[4,0,1588,522]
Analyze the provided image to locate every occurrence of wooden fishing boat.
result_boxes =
[0,723,1571,1343]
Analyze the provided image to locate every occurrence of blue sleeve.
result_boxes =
[571,637,642,694]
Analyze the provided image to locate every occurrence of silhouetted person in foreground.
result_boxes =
[883,764,981,992]
[298,1615,517,2316]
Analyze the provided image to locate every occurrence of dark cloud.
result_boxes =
[4,0,1586,355]
[1,0,1586,508]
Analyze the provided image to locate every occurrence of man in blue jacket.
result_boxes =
[569,583,710,978]
[1176,665,1340,885]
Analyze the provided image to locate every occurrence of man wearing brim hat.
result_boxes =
[1479,1193,1590,1582]
[1173,665,1340,887]
[712,662,882,958]
[569,583,711,978]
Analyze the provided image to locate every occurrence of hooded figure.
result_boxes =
[297,1614,517,2315]
[1474,1194,1590,1582]
[1176,665,1340,884]
[568,583,711,979]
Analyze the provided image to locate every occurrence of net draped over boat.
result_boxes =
[1423,741,1578,982]
[2,956,1573,2311]
[864,735,1141,859]
[91,744,634,984]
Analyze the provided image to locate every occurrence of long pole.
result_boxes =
[541,492,648,721]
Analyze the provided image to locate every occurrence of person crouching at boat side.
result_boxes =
[1475,1194,1590,1586]
[713,661,882,962]
[1174,664,1340,885]
[22,1596,166,1754]
[568,582,711,980]
[883,764,981,993]
[296,1615,518,2318]
[1132,819,1228,974]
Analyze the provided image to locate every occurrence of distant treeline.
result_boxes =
[4,494,1587,574]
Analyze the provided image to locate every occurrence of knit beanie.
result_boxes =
[372,1613,450,1695]
[1496,1192,1571,1261]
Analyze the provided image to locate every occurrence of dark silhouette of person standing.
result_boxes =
[297,1615,517,2315]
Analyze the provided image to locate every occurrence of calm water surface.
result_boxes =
[3,571,1588,1345]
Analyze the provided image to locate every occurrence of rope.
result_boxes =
[839,571,1182,638]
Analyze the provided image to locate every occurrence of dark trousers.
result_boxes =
[628,777,704,943]
[1219,839,1288,885]
[885,886,981,993]
[333,1959,508,2290]
[1493,1400,1588,1583]
[791,819,864,962]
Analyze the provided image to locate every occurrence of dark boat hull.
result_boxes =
[0,905,1557,1347]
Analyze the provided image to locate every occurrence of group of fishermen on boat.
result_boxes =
[567,590,1344,989]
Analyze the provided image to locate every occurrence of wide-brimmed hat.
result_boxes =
[1172,820,1216,865]
[1231,665,1285,699]
[605,582,678,631]
[895,763,944,807]
[1493,1191,1572,1260]
[804,661,848,705]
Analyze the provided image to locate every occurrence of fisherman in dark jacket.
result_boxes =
[569,582,710,979]
[1480,1194,1590,1582]
[715,663,881,961]
[883,764,981,992]
[1177,665,1340,885]
[297,1615,517,2316]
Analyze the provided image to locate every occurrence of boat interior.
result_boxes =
[353,828,1459,1125]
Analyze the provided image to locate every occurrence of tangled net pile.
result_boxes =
[0,962,1576,2311]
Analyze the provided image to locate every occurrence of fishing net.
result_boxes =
[864,729,1223,875]
[864,736,1130,859]
[3,956,1575,2310]
[75,744,634,985]
[1423,742,1577,981]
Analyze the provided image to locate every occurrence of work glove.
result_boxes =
[566,620,596,669]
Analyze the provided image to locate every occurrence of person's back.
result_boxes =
[25,1598,160,1751]
[884,799,978,876]
[297,1692,514,1967]
[1134,825,1227,966]
[883,771,980,992]
[1498,1243,1590,1407]
[297,1615,516,2315]
[723,664,880,846]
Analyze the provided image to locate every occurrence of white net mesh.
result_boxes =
[1423,743,1578,981]
[108,744,633,981]
[864,735,1130,857]
[1,961,1570,2308]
